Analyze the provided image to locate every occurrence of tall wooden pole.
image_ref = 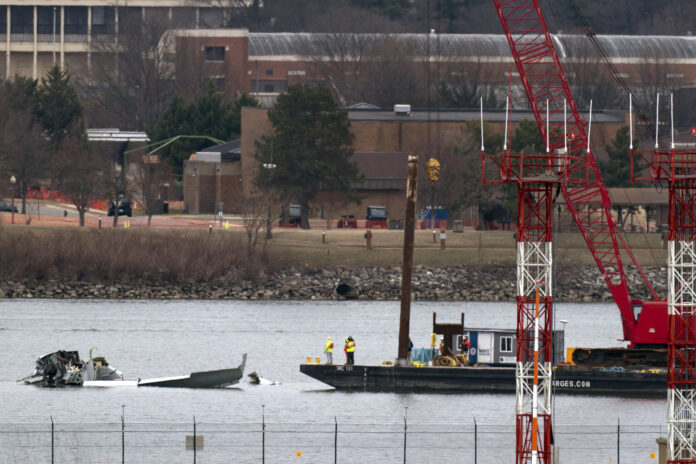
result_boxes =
[397,155,418,365]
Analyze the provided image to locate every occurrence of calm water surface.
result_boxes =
[0,300,666,463]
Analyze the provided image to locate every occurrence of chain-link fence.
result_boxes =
[0,416,666,463]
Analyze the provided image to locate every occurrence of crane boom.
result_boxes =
[491,0,659,344]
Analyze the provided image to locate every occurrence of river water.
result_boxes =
[0,299,666,463]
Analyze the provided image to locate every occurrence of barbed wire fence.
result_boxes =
[0,415,666,463]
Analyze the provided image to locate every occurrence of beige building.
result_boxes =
[0,1,235,80]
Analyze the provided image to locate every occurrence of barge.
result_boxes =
[300,314,666,397]
[300,363,665,396]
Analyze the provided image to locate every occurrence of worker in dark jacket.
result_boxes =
[345,336,355,365]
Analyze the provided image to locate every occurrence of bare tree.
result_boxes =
[562,41,623,110]
[204,0,264,28]
[52,137,108,226]
[132,154,171,228]
[0,89,49,219]
[430,120,505,228]
[297,33,379,106]
[438,48,503,109]
[87,14,174,131]
[636,56,685,125]
[239,194,270,259]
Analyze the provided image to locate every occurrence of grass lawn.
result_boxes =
[266,228,667,268]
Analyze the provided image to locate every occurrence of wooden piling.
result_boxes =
[398,155,418,365]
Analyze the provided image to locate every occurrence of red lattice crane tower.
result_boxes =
[483,97,563,462]
[487,0,666,462]
[632,95,696,463]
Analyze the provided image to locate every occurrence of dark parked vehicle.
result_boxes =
[108,198,132,217]
[0,202,17,213]
[366,205,388,229]
[280,204,301,227]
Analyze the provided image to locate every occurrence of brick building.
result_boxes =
[228,105,629,223]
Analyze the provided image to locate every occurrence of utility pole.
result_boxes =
[397,155,418,365]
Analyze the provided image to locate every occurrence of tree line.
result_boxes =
[0,65,258,227]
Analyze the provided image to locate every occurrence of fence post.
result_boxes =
[403,407,408,464]
[262,405,266,464]
[193,416,197,464]
[617,418,620,464]
[122,405,125,464]
[50,416,54,464]
[474,417,477,464]
[334,416,338,464]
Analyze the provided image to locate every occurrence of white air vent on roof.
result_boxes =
[394,104,411,116]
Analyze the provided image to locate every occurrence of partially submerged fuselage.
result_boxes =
[19,350,122,387]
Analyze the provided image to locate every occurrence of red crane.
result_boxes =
[486,1,668,462]
[491,0,666,351]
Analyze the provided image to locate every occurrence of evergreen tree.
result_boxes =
[599,126,636,187]
[34,65,84,149]
[149,84,258,175]
[254,84,361,229]
[511,119,545,154]
[5,75,38,109]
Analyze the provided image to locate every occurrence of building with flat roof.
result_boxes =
[0,1,242,79]
[215,105,629,223]
[3,18,696,111]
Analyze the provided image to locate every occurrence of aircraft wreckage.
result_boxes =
[19,349,247,389]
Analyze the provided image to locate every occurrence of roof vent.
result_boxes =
[394,104,411,116]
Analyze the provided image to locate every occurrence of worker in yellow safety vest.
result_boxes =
[324,337,334,364]
[344,336,355,365]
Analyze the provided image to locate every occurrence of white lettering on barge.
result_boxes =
[553,380,591,388]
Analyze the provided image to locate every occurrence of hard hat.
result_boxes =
[327,336,331,340]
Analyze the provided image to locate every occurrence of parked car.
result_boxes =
[280,204,301,227]
[366,205,388,229]
[108,198,132,217]
[0,202,17,212]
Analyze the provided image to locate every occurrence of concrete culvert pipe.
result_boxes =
[335,283,358,300]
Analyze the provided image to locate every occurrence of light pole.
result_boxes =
[9,175,16,225]
[52,7,57,65]
[262,162,276,239]
[192,167,199,215]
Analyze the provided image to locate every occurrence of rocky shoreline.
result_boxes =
[0,265,667,302]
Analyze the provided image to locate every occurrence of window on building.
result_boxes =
[172,7,196,29]
[211,76,225,91]
[37,7,54,35]
[500,336,513,353]
[265,69,273,76]
[204,46,225,62]
[251,80,288,93]
[200,8,222,28]
[0,6,7,35]
[120,7,142,35]
[91,7,114,35]
[10,6,33,35]
[64,7,87,35]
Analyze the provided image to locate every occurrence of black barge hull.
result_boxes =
[300,364,666,396]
